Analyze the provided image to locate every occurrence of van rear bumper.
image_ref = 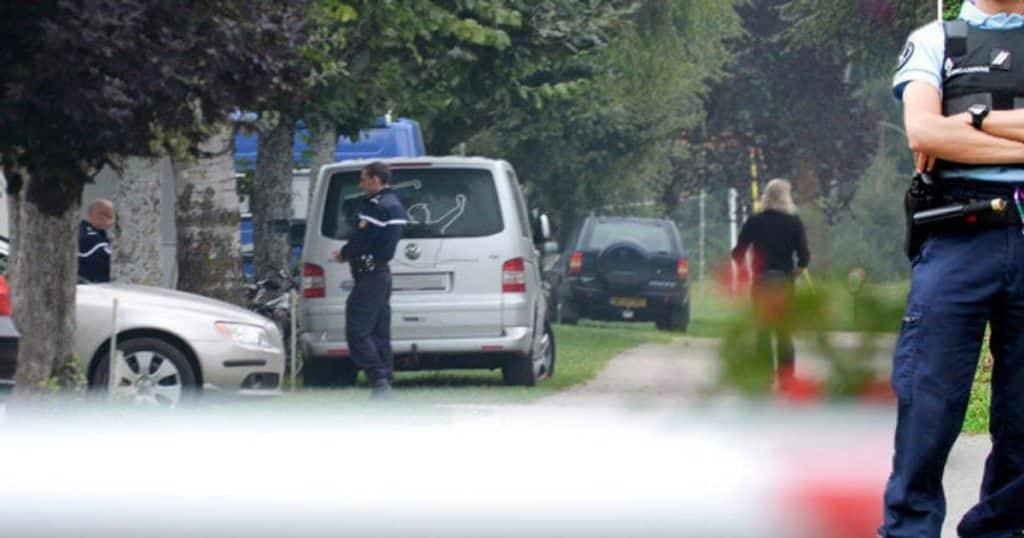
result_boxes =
[300,326,533,360]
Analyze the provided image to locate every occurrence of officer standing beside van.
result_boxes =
[333,162,406,399]
[883,1,1024,536]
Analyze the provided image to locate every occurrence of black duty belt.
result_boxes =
[914,179,1023,230]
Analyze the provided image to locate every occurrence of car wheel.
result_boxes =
[656,305,690,332]
[558,300,579,325]
[92,337,197,406]
[303,356,358,388]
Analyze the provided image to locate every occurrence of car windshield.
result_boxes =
[584,220,675,254]
[321,167,504,240]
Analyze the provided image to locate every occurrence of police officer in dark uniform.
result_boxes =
[884,1,1024,536]
[78,198,114,283]
[333,162,405,399]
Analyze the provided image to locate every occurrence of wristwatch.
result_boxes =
[968,104,990,130]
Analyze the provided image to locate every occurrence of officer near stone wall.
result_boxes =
[78,198,114,283]
[883,1,1024,536]
[332,162,406,399]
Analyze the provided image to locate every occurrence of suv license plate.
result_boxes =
[610,297,647,308]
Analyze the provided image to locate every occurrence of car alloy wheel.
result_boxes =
[110,350,184,406]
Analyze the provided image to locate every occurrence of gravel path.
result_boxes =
[538,333,988,538]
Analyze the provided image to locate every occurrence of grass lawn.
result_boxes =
[964,339,993,435]
[262,278,991,435]
[266,322,673,407]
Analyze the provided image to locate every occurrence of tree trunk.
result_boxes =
[306,114,337,215]
[251,112,295,280]
[172,126,245,305]
[9,168,79,392]
[111,157,164,286]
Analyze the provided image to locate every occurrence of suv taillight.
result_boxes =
[503,258,526,293]
[677,258,689,281]
[0,276,11,316]
[303,263,326,298]
[568,251,583,275]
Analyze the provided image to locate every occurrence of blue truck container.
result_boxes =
[236,116,425,279]
[234,117,425,171]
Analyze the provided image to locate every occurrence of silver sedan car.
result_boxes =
[0,240,284,405]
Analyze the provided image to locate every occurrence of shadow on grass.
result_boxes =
[392,371,505,389]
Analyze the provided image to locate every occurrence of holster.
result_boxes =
[904,172,943,260]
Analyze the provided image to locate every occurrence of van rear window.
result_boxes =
[321,168,504,239]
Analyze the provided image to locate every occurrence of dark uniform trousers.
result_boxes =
[883,227,1024,537]
[346,269,394,384]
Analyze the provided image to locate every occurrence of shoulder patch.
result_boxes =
[897,41,915,70]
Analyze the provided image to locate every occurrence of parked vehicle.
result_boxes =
[0,239,285,405]
[245,268,297,371]
[546,216,690,331]
[0,274,19,400]
[300,157,555,386]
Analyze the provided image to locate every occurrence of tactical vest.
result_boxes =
[938,20,1024,175]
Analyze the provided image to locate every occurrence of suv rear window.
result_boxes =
[321,167,504,239]
[584,220,676,254]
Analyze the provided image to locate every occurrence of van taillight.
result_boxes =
[503,258,526,293]
[0,276,11,316]
[568,251,584,275]
[303,263,326,298]
[677,258,689,281]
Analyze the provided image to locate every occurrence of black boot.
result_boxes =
[370,378,394,401]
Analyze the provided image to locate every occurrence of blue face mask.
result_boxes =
[963,2,1024,30]
[981,11,1024,29]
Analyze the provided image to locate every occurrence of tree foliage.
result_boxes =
[781,0,957,71]
[668,0,879,223]
[0,0,308,214]
[469,0,744,236]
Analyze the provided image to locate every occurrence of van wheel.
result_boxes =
[539,322,556,379]
[303,356,358,388]
[503,322,554,386]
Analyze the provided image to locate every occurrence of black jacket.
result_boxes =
[341,188,406,274]
[731,210,810,279]
[78,220,111,283]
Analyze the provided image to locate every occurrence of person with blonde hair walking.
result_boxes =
[730,178,810,381]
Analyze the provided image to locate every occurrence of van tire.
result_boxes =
[303,356,358,388]
[502,322,554,386]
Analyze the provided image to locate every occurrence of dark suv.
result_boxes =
[547,216,689,331]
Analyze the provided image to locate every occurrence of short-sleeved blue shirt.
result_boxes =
[893,1,1024,182]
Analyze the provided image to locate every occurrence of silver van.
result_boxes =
[299,157,555,386]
